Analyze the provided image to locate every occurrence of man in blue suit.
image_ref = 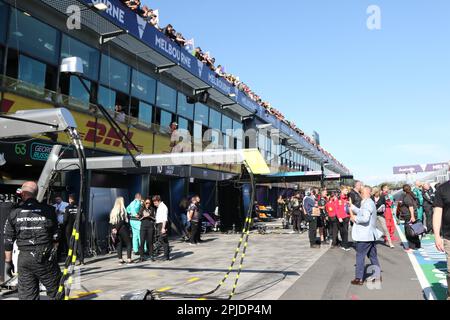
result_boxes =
[349,186,384,285]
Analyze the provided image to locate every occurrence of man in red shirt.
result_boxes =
[336,187,351,251]
[326,194,339,248]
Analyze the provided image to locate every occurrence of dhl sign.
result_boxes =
[0,93,240,174]
[1,93,152,154]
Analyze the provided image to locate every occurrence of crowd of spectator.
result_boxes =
[119,0,348,173]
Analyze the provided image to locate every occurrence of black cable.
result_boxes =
[156,162,256,300]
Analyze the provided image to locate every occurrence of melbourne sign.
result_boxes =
[393,162,449,175]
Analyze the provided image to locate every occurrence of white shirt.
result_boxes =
[54,202,69,225]
[156,202,169,224]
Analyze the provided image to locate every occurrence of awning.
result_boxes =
[254,171,354,184]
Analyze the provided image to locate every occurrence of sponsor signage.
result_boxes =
[393,163,449,175]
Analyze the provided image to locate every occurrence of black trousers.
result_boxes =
[424,205,433,234]
[338,217,350,249]
[156,223,170,259]
[65,225,85,263]
[308,216,320,245]
[117,227,132,260]
[17,250,62,300]
[292,211,301,231]
[329,217,339,246]
[190,221,201,244]
[139,222,155,257]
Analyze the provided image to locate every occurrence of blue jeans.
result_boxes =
[355,241,380,280]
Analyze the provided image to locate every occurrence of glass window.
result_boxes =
[61,35,99,81]
[69,76,91,104]
[178,117,189,131]
[131,69,156,103]
[0,1,7,44]
[98,85,116,111]
[100,54,130,92]
[160,110,173,132]
[8,9,59,64]
[156,82,176,112]
[209,109,221,131]
[177,93,194,120]
[221,115,232,133]
[194,103,209,126]
[194,122,203,142]
[18,55,46,88]
[138,101,153,126]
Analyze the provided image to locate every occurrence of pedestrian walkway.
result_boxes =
[280,227,426,300]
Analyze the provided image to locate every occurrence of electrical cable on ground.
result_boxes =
[156,161,256,300]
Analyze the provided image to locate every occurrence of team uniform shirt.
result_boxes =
[434,181,450,240]
[156,202,169,224]
[4,199,59,251]
[127,199,142,220]
[326,199,337,218]
[336,195,350,219]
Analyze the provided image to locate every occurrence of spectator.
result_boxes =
[303,189,320,248]
[372,188,394,248]
[349,181,363,209]
[317,189,329,244]
[53,195,69,261]
[153,195,170,261]
[290,194,302,233]
[178,198,190,241]
[382,184,398,242]
[126,193,144,255]
[349,186,383,285]
[433,178,450,300]
[423,183,435,234]
[114,105,126,123]
[277,195,285,219]
[138,197,156,262]
[326,193,339,248]
[399,185,421,252]
[124,0,141,12]
[188,196,202,245]
[336,186,351,251]
[413,181,424,222]
[110,197,133,265]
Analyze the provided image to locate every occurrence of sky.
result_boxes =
[144,0,450,185]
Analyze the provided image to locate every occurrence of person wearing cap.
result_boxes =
[4,181,62,300]
[169,122,186,153]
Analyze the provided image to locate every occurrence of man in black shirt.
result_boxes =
[188,196,202,245]
[349,181,363,209]
[433,179,450,300]
[423,183,435,234]
[62,194,85,265]
[4,181,62,300]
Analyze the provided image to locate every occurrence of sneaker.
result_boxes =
[118,260,126,265]
[341,247,351,252]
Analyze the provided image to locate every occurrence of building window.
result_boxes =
[131,69,156,104]
[61,35,99,81]
[98,85,116,111]
[156,82,176,113]
[209,108,221,131]
[138,101,153,126]
[177,93,194,120]
[100,54,130,93]
[194,122,203,144]
[15,54,44,88]
[69,76,91,105]
[221,115,232,133]
[8,9,60,64]
[0,1,7,45]
[194,103,209,126]
[160,109,173,133]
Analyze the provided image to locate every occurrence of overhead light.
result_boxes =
[25,164,33,167]
[88,3,109,11]
[228,93,236,98]
[23,12,31,17]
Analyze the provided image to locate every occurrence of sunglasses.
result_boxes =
[145,202,151,205]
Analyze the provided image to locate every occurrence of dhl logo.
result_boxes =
[83,121,144,153]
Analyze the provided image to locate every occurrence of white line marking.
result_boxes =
[394,220,437,300]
